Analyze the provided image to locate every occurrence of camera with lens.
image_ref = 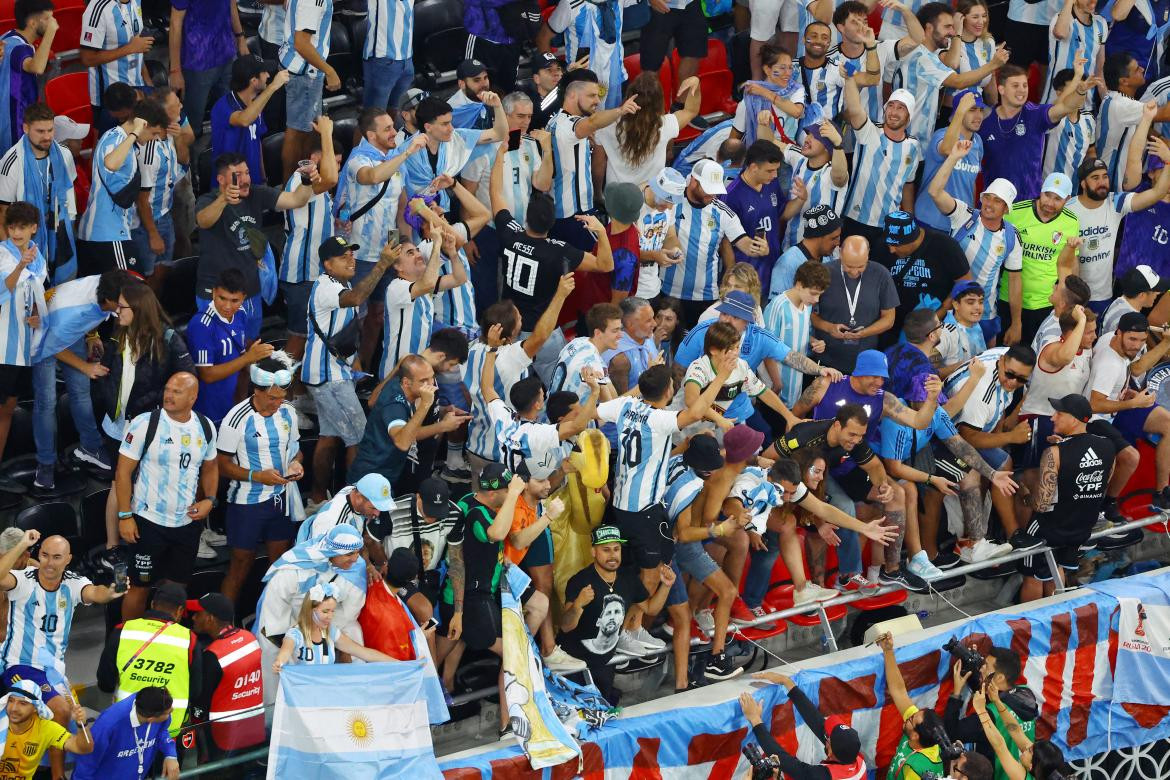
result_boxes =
[943,636,984,678]
[742,743,780,779]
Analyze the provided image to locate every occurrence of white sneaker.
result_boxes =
[304,497,328,517]
[197,537,217,559]
[628,626,666,653]
[906,550,945,580]
[793,583,837,606]
[202,527,227,547]
[960,538,1013,565]
[616,630,650,657]
[694,608,715,634]
[542,645,587,673]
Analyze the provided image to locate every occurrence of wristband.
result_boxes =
[248,469,254,481]
[865,45,877,51]
[118,511,133,519]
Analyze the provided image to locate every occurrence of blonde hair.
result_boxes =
[720,263,763,307]
[296,592,337,652]
[955,0,993,41]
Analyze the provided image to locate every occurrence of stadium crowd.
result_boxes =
[0,0,1159,773]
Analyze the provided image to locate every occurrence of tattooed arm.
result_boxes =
[941,434,997,481]
[882,388,939,430]
[792,375,829,418]
[782,350,841,380]
[1032,446,1060,513]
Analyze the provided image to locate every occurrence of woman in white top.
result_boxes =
[272,585,395,671]
[595,73,701,187]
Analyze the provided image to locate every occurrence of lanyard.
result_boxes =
[841,265,863,327]
[132,719,152,778]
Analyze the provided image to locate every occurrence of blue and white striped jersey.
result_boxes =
[878,0,928,40]
[460,137,543,224]
[1096,92,1147,189]
[78,127,137,242]
[547,110,592,218]
[1043,109,1095,181]
[890,46,954,156]
[796,57,841,119]
[380,276,435,379]
[299,485,369,542]
[500,417,565,479]
[32,274,115,362]
[957,36,996,92]
[1007,0,1062,25]
[400,129,489,209]
[1147,75,1170,140]
[1043,14,1108,103]
[133,134,187,223]
[364,0,414,60]
[661,199,748,301]
[301,275,356,385]
[337,145,404,266]
[281,172,331,284]
[424,234,476,335]
[279,0,333,76]
[942,347,1013,432]
[728,466,784,533]
[119,410,217,527]
[218,398,300,505]
[464,341,532,460]
[550,336,606,404]
[2,569,90,668]
[945,200,1023,321]
[81,0,146,105]
[842,119,920,228]
[597,395,679,512]
[0,241,46,367]
[828,41,898,124]
[784,148,845,249]
[547,0,628,110]
[937,311,986,367]
[762,293,813,407]
[663,455,703,522]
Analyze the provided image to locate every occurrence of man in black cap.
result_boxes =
[1101,264,1170,336]
[520,52,567,131]
[1019,394,1116,601]
[397,88,428,141]
[770,204,842,298]
[210,56,289,186]
[883,209,972,341]
[451,59,492,109]
[739,671,867,779]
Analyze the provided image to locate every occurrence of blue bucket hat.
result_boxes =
[853,349,889,379]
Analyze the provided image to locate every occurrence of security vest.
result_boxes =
[205,626,265,751]
[114,618,192,737]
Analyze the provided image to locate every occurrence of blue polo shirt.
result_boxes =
[185,300,248,424]
[72,693,176,780]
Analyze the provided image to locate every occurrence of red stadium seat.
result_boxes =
[868,5,882,35]
[0,0,13,20]
[672,39,737,142]
[623,53,674,110]
[45,72,94,149]
[48,6,85,55]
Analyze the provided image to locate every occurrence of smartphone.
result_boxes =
[113,562,129,594]
[755,226,767,241]
[230,171,238,187]
[387,228,400,247]
[508,128,523,152]
[422,617,439,631]
[576,47,591,62]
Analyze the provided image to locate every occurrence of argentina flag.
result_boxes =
[267,663,444,779]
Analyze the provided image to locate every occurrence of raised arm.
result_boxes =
[576,96,639,138]
[1125,101,1158,192]
[944,43,1008,89]
[338,243,399,308]
[522,273,575,358]
[877,633,915,713]
[1132,137,1170,211]
[230,71,289,127]
[882,377,941,429]
[928,138,971,216]
[839,63,868,130]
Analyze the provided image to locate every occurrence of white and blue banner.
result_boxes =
[267,663,443,779]
[1093,577,1170,706]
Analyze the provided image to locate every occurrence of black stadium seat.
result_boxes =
[262,132,285,188]
[327,23,357,93]
[15,502,82,553]
[413,0,467,87]
[333,117,359,161]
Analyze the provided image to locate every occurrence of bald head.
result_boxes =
[163,372,200,415]
[840,236,870,278]
[37,535,72,583]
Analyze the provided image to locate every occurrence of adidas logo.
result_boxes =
[1080,447,1102,468]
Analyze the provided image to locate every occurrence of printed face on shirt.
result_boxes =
[23,119,54,154]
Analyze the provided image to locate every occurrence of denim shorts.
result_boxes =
[280,280,314,336]
[307,380,367,445]
[130,212,175,276]
[286,71,324,132]
[665,559,688,607]
[673,538,719,582]
[196,293,263,341]
[437,368,470,412]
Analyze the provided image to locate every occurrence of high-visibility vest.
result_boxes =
[205,627,265,751]
[114,618,192,737]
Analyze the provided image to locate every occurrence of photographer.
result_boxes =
[738,672,866,780]
[971,688,1075,780]
[878,632,948,779]
[945,643,1039,772]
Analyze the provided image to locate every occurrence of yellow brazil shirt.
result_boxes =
[0,718,69,780]
[999,200,1079,311]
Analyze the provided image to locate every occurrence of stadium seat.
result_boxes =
[262,132,285,188]
[623,54,674,111]
[156,256,198,320]
[0,0,12,20]
[413,0,468,85]
[49,5,86,56]
[237,554,270,625]
[671,39,736,142]
[45,71,90,116]
[15,501,81,551]
[332,116,359,162]
[867,5,882,34]
[327,23,357,93]
[80,488,110,550]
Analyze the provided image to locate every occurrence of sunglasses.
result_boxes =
[1003,369,1030,383]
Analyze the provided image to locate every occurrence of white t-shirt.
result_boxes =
[681,354,766,418]
[634,199,677,299]
[1088,340,1135,421]
[1067,192,1134,301]
[595,114,681,188]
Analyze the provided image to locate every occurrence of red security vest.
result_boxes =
[206,627,265,750]
[825,757,868,780]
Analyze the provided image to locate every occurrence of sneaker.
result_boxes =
[694,608,715,635]
[33,463,54,491]
[543,645,588,673]
[704,651,743,681]
[202,527,228,547]
[749,605,767,619]
[689,619,711,644]
[628,626,666,653]
[960,538,1014,565]
[304,497,328,517]
[1091,515,1114,534]
[96,546,126,574]
[729,599,755,626]
[932,549,962,570]
[1153,487,1170,514]
[1101,498,1125,525]
[675,678,707,693]
[73,445,113,471]
[1008,529,1044,551]
[441,464,472,482]
[197,536,217,559]
[906,550,945,580]
[616,630,649,657]
[837,574,879,593]
[879,566,929,593]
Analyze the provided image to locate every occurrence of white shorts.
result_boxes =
[749,0,784,41]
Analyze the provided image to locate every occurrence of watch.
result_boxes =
[207,497,220,509]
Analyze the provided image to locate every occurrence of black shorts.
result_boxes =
[833,466,873,504]
[613,503,674,570]
[1018,516,1088,580]
[931,440,974,482]
[0,364,28,402]
[639,0,709,70]
[1016,415,1054,470]
[1086,419,1131,459]
[439,590,502,652]
[76,239,139,277]
[1003,20,1050,69]
[128,518,202,586]
[467,35,522,93]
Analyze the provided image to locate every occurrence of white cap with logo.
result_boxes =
[690,158,728,196]
[981,178,1017,210]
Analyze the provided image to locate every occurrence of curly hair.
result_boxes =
[617,72,665,169]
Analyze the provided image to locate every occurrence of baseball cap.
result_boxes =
[319,235,359,263]
[354,473,395,512]
[981,178,1017,211]
[714,290,756,322]
[802,204,841,238]
[1118,311,1150,333]
[591,525,626,546]
[533,52,564,72]
[828,721,861,763]
[951,279,984,301]
[649,167,686,205]
[885,88,917,119]
[853,349,889,378]
[417,477,450,518]
[1049,393,1092,422]
[724,425,765,463]
[884,210,920,245]
[1077,157,1108,181]
[477,463,513,491]
[1041,172,1072,199]
[1122,264,1170,296]
[399,87,429,111]
[386,547,420,587]
[186,592,234,623]
[231,54,276,87]
[691,158,728,195]
[456,58,489,80]
[684,435,724,472]
[53,115,90,141]
[952,87,987,110]
[154,582,188,610]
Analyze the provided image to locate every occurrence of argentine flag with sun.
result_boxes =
[267,662,445,778]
